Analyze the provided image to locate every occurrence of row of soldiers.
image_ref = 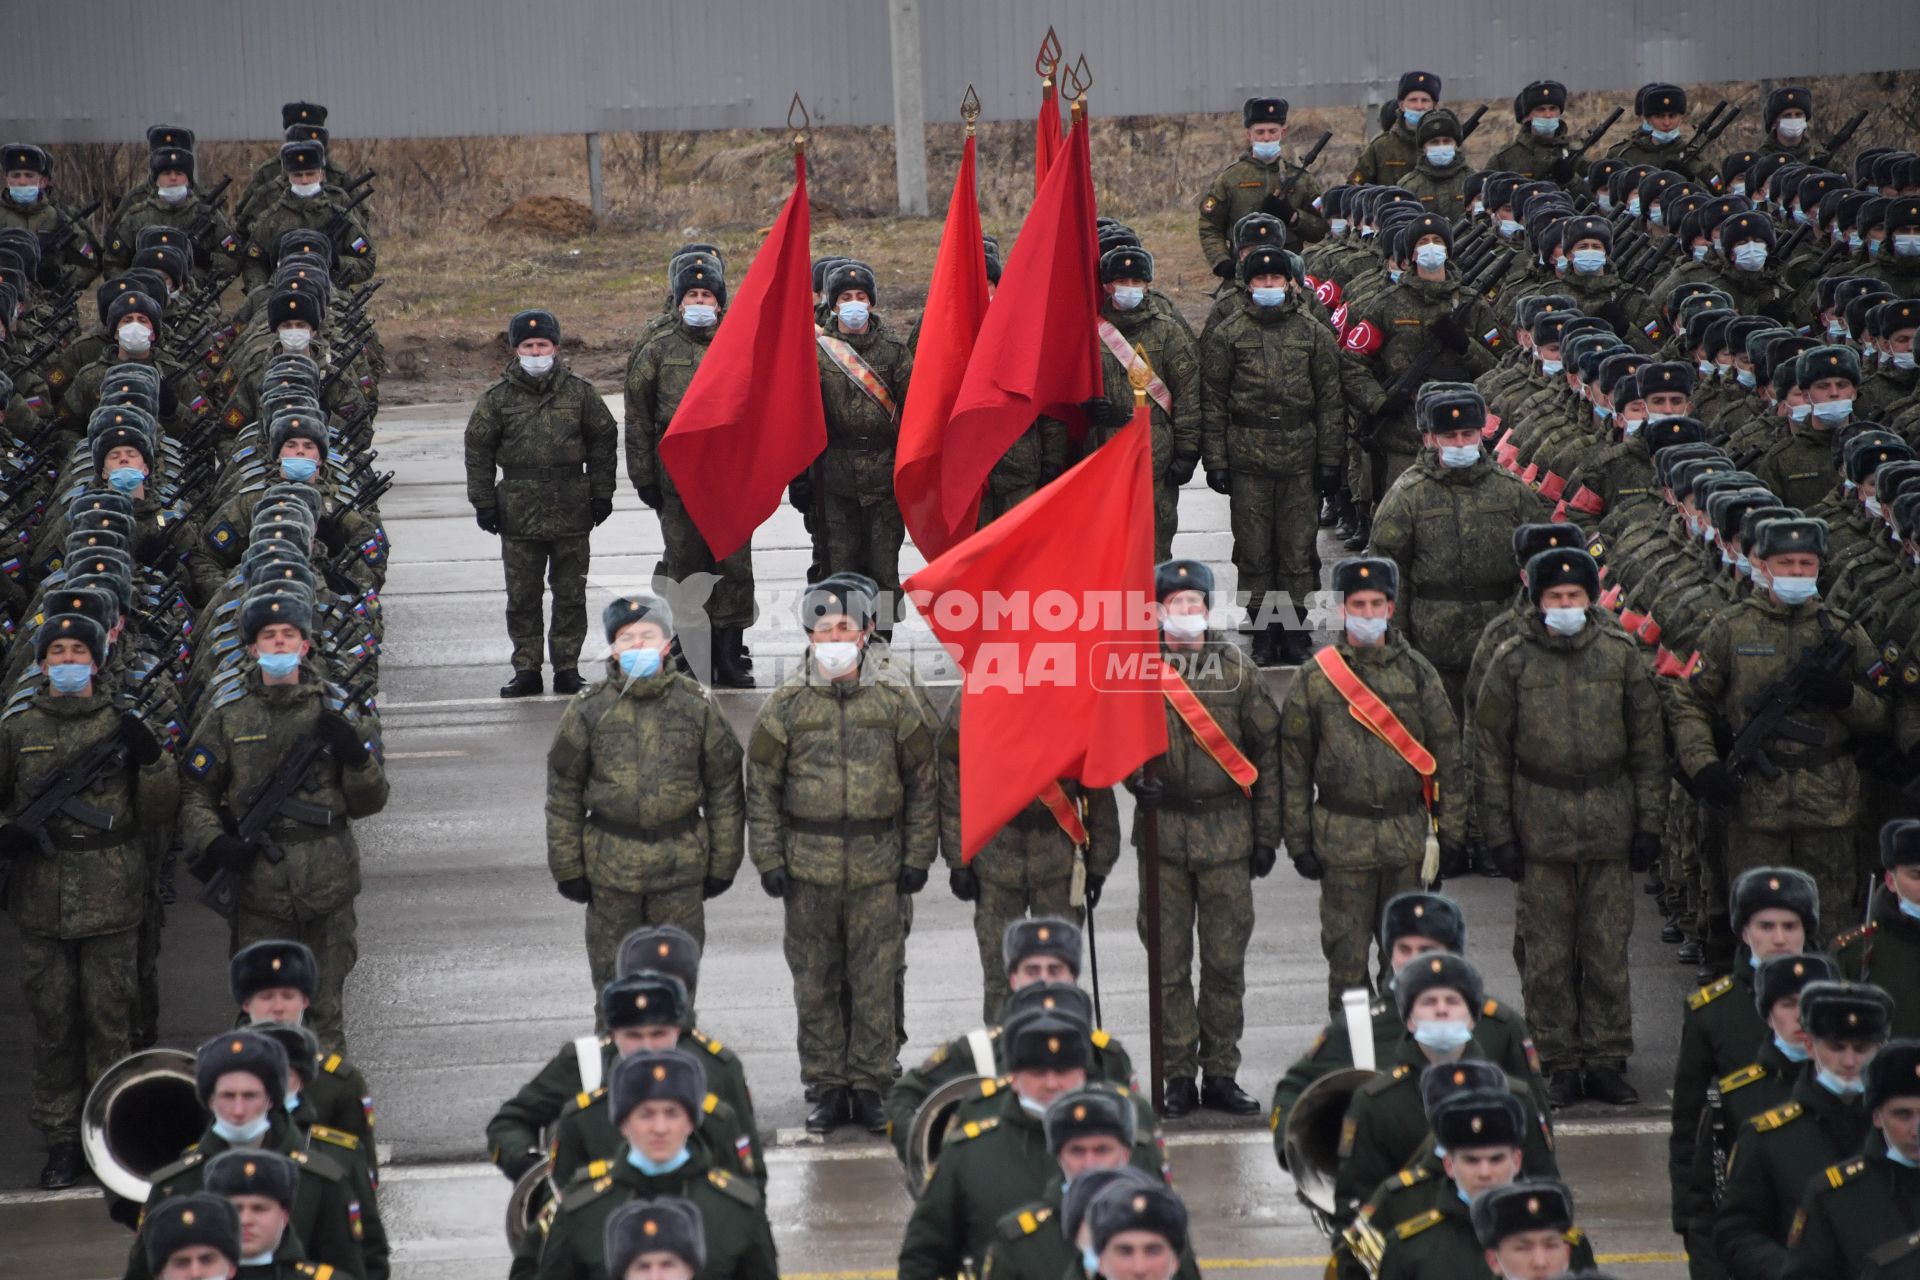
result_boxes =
[0,96,394,1232]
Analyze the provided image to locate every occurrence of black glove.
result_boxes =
[760,867,791,899]
[1212,256,1237,281]
[1316,464,1343,498]
[1166,455,1199,486]
[1629,832,1661,873]
[1126,772,1165,810]
[314,514,345,551]
[1251,844,1279,878]
[1690,760,1741,808]
[1804,666,1855,710]
[949,866,980,902]
[1378,389,1413,420]
[501,1149,545,1183]
[205,833,261,875]
[118,713,163,767]
[106,1192,145,1230]
[134,531,178,573]
[1261,191,1297,223]
[555,876,592,904]
[474,508,501,534]
[315,711,371,766]
[1486,842,1525,881]
[0,823,36,860]
[1546,156,1577,184]
[1291,849,1326,881]
[590,497,614,526]
[898,865,929,895]
[1205,469,1232,495]
[787,475,813,512]
[636,484,664,511]
[1595,301,1630,336]
[1438,837,1471,880]
[1084,872,1106,910]
[1432,313,1470,354]
[702,876,733,900]
[1080,396,1127,428]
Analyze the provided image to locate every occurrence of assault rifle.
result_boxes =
[191,732,330,917]
[1356,248,1517,442]
[1813,110,1869,170]
[1722,619,1854,786]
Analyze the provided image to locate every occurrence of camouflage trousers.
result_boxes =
[583,881,705,1010]
[236,900,358,1054]
[1228,469,1318,623]
[1514,858,1634,1073]
[1151,478,1179,563]
[500,534,591,672]
[1317,863,1422,1012]
[660,492,755,630]
[972,875,1076,1023]
[820,489,904,630]
[19,925,137,1142]
[978,483,1036,528]
[1138,859,1254,1079]
[783,878,903,1092]
[1726,825,1860,946]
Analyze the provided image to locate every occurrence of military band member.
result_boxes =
[1837,820,1920,1035]
[1787,1038,1920,1278]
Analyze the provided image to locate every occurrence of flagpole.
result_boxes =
[1125,341,1168,1121]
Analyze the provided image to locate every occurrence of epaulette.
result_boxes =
[705,1167,762,1208]
[148,1150,204,1185]
[1753,1101,1803,1132]
[322,1053,346,1075]
[1834,922,1877,949]
[579,1158,613,1182]
[1396,1165,1434,1188]
[703,1092,719,1115]
[1689,976,1734,1010]
[1481,998,1504,1018]
[310,1124,359,1151]
[1717,1064,1767,1095]
[1820,1158,1869,1190]
[1091,1029,1112,1049]
[293,1265,334,1279]
[997,1203,1054,1242]
[1369,998,1389,1018]
[691,1029,733,1058]
[1564,1227,1586,1246]
[288,1148,344,1180]
[1361,1065,1412,1095]
[949,1117,1000,1144]
[1393,1209,1443,1241]
[979,1076,1010,1098]
[560,1173,618,1212]
[565,1086,608,1114]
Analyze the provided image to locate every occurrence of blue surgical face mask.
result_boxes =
[281,456,319,482]
[1811,398,1853,424]
[1018,1094,1049,1118]
[1898,896,1920,923]
[46,662,92,693]
[1870,237,1886,257]
[1774,1033,1811,1063]
[1412,1019,1473,1052]
[682,304,718,329]
[1403,108,1427,129]
[1530,116,1559,138]
[1771,574,1819,605]
[1816,1068,1867,1098]
[1650,126,1682,145]
[1848,232,1865,253]
[283,1087,302,1112]
[1543,606,1587,636]
[7,183,39,205]
[1792,207,1811,226]
[1387,268,1404,284]
[1330,217,1350,236]
[1895,235,1920,259]
[836,300,870,330]
[1539,358,1564,377]
[1621,416,1645,436]
[1627,196,1643,217]
[1424,144,1457,168]
[1890,1144,1920,1169]
[1081,1246,1101,1276]
[1498,218,1524,239]
[1250,139,1282,163]
[619,647,663,678]
[1896,352,1917,371]
[1736,368,1758,389]
[1693,243,1711,262]
[1571,248,1607,275]
[1789,401,1814,423]
[1345,615,1389,644]
[1733,242,1770,271]
[107,466,145,493]
[257,651,302,678]
[1414,244,1448,271]
[212,1113,273,1144]
[1594,403,1614,421]
[1111,286,1144,311]
[1438,443,1481,469]
[626,1146,693,1176]
[1250,286,1287,308]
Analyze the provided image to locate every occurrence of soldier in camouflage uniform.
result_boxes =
[466,308,619,697]
[100,145,240,283]
[58,290,201,434]
[1837,821,1920,1039]
[234,104,349,236]
[0,611,171,1188]
[0,143,100,290]
[1752,344,1860,511]
[178,590,389,1051]
[625,259,756,688]
[1399,111,1473,224]
[1196,97,1328,274]
[1351,72,1442,187]
[546,593,744,996]
[747,578,936,1134]
[1199,245,1347,665]
[1475,548,1666,1107]
[1607,83,1713,183]
[239,141,375,294]
[1788,1038,1920,1279]
[1281,558,1467,1006]
[1094,245,1200,560]
[1486,81,1581,185]
[1132,560,1279,1116]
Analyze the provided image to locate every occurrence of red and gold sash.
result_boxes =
[1158,666,1257,796]
[816,332,898,420]
[1096,321,1173,416]
[1037,782,1089,845]
[1312,647,1438,809]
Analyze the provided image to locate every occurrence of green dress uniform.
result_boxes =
[1376,1177,1596,1279]
[547,1084,761,1187]
[1667,962,1767,1234]
[1786,1131,1920,1278]
[531,1146,778,1280]
[1837,897,1920,1039]
[1713,1074,1874,1279]
[982,1175,1202,1280]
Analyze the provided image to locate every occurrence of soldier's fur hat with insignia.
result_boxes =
[811,256,849,294]
[258,484,324,525]
[1801,980,1895,1044]
[1418,385,1485,437]
[1471,1179,1573,1247]
[1044,1082,1137,1153]
[1414,110,1461,147]
[1525,548,1600,606]
[1237,244,1296,284]
[1394,952,1483,1024]
[250,1021,320,1086]
[1242,97,1287,126]
[617,924,702,996]
[130,244,191,293]
[206,1148,299,1210]
[601,970,691,1031]
[241,589,314,642]
[1003,916,1082,978]
[1634,83,1687,117]
[1516,520,1586,568]
[229,939,319,1004]
[673,260,727,308]
[194,1030,289,1108]
[146,124,195,152]
[268,288,325,331]
[824,259,878,307]
[1868,1040,1920,1111]
[63,528,129,559]
[267,409,328,459]
[1100,246,1154,284]
[1529,311,1579,348]
[99,361,162,412]
[1004,1010,1092,1072]
[1882,818,1920,869]
[1398,71,1441,102]
[1332,557,1397,601]
[604,591,675,641]
[1513,80,1567,121]
[1718,210,1775,250]
[1419,1060,1507,1120]
[1152,558,1213,606]
[1598,353,1649,398]
[1096,222,1142,255]
[1737,504,1798,551]
[1764,86,1813,131]
[89,419,156,476]
[1846,437,1914,484]
[33,611,107,663]
[1088,1181,1188,1255]
[1794,343,1862,390]
[1514,293,1577,331]
[106,290,162,330]
[148,145,195,180]
[606,1197,707,1277]
[285,123,329,145]
[142,1192,239,1272]
[3,142,50,174]
[609,1047,707,1126]
[279,140,326,173]
[1003,980,1094,1029]
[799,574,876,631]
[1731,867,1819,935]
[1230,213,1284,255]
[1381,892,1466,953]
[276,226,334,265]
[1708,489,1780,544]
[1063,1167,1159,1243]
[1750,516,1828,561]
[507,308,558,349]
[246,558,318,595]
[68,497,136,537]
[1755,953,1835,1017]
[282,101,329,129]
[1885,198,1920,234]
[1432,1088,1525,1153]
[62,549,135,587]
[1640,361,1695,397]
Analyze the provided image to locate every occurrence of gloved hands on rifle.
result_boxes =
[1546,155,1577,184]
[202,833,262,876]
[315,711,371,767]
[1431,312,1471,355]
[118,713,163,768]
[474,508,501,535]
[1804,666,1856,710]
[1261,191,1297,223]
[1689,760,1741,808]
[949,865,980,902]
[555,876,592,904]
[1212,256,1237,281]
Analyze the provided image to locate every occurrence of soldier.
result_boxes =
[530,1049,778,1280]
[1468,1180,1589,1280]
[1787,1038,1920,1278]
[1400,110,1473,224]
[1352,72,1443,188]
[1095,245,1200,559]
[601,1198,705,1280]
[1197,96,1328,273]
[1198,244,1347,664]
[1671,516,1891,935]
[465,308,618,698]
[240,141,374,294]
[177,589,389,1051]
[1487,81,1580,185]
[1608,83,1711,182]
[231,941,377,1172]
[139,1194,247,1280]
[202,1148,316,1277]
[58,290,196,430]
[1715,980,1892,1278]
[1280,558,1467,1006]
[101,144,240,284]
[1752,344,1860,511]
[746,577,936,1133]
[235,103,348,235]
[625,258,756,688]
[0,142,99,290]
[1755,86,1817,160]
[1837,820,1920,1036]
[1084,1180,1190,1280]
[546,593,744,994]
[1368,385,1545,709]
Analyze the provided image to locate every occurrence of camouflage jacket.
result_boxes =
[1561,431,1663,531]
[464,357,619,540]
[745,656,938,889]
[1196,151,1328,264]
[1485,123,1574,183]
[545,657,745,891]
[1095,298,1202,478]
[1199,291,1347,476]
[623,321,713,496]
[241,186,374,293]
[233,157,353,239]
[102,187,241,281]
[58,348,202,439]
[1351,122,1420,187]
[1144,636,1282,861]
[814,316,913,503]
[1399,156,1472,224]
[193,482,385,603]
[1605,130,1713,183]
[0,195,100,290]
[1279,632,1465,867]
[1343,272,1500,458]
[1751,423,1842,512]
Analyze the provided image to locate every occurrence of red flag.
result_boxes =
[659,154,826,560]
[1036,80,1062,193]
[938,114,1102,532]
[894,135,990,562]
[905,409,1168,862]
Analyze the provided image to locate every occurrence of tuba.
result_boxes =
[903,1073,990,1198]
[1280,1066,1378,1239]
[505,1156,558,1252]
[83,1049,205,1202]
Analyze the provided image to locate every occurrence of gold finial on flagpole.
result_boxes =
[1065,55,1091,120]
[961,85,981,138]
[1035,27,1062,86]
[788,94,811,155]
[1129,344,1152,407]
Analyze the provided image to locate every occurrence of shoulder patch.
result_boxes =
[1717,1064,1767,1094]
[183,744,217,778]
[1394,1209,1444,1241]
[1688,976,1733,1010]
[1825,1159,1868,1188]
[1396,1165,1434,1187]
[1754,1101,1804,1132]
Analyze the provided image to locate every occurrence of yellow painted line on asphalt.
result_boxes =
[780,1255,1688,1280]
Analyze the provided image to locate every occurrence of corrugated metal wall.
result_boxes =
[8,0,1917,142]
